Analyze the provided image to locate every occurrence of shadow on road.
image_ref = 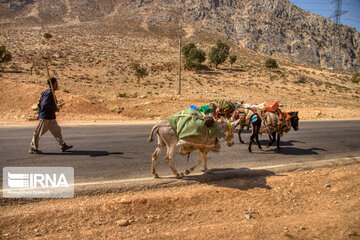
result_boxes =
[265,147,327,155]
[42,150,125,158]
[258,140,306,146]
[182,168,277,190]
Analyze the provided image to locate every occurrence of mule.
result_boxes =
[266,111,299,150]
[148,119,239,179]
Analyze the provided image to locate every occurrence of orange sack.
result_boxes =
[265,101,279,112]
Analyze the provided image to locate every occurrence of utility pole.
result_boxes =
[178,37,181,95]
[329,0,348,71]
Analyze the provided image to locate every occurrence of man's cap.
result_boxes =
[47,77,57,86]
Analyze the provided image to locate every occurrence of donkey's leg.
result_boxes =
[185,150,202,175]
[202,150,210,173]
[151,135,165,178]
[276,132,281,150]
[267,132,276,147]
[238,125,245,143]
[165,145,181,179]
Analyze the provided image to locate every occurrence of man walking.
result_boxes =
[29,77,73,154]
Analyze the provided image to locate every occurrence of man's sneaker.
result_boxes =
[61,144,73,152]
[29,149,42,154]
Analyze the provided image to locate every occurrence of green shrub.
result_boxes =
[0,44,12,63]
[116,92,127,98]
[0,45,12,71]
[351,73,360,83]
[298,76,307,83]
[43,32,53,39]
[265,58,278,69]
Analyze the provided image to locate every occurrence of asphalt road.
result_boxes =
[0,120,359,185]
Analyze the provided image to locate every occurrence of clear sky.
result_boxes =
[289,0,360,32]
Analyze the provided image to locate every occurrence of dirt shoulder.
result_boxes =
[1,163,360,240]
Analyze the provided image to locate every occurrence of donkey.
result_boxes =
[231,108,252,143]
[148,119,239,179]
[265,111,299,150]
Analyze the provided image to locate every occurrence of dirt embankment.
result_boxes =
[1,164,360,240]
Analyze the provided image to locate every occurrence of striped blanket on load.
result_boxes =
[211,99,235,112]
[262,112,291,136]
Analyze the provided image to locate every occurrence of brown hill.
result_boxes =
[0,0,359,124]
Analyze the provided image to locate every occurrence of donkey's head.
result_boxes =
[289,111,299,131]
[218,119,241,146]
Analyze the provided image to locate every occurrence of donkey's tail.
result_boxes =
[148,124,160,143]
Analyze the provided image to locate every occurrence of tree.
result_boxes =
[181,43,196,69]
[209,40,230,69]
[186,48,206,72]
[181,43,206,71]
[131,62,148,84]
[0,44,12,71]
[182,43,196,58]
[265,58,278,69]
[229,55,237,70]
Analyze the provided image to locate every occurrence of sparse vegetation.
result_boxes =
[209,40,230,69]
[43,32,53,39]
[181,43,206,71]
[229,55,237,70]
[0,44,12,71]
[351,73,360,83]
[265,58,278,69]
[116,92,127,98]
[131,62,148,84]
[298,76,307,83]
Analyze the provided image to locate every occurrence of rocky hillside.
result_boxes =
[0,0,359,72]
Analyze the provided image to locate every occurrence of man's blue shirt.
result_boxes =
[38,88,57,119]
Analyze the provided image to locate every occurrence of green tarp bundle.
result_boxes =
[198,104,214,115]
[166,108,225,139]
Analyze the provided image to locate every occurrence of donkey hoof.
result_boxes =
[175,173,182,179]
[180,172,185,178]
[240,141,245,144]
[185,169,190,175]
[248,149,252,153]
[153,173,159,179]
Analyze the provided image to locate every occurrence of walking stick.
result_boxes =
[45,61,58,107]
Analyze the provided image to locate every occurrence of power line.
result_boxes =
[329,0,348,23]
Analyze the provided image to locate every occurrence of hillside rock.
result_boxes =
[0,0,359,72]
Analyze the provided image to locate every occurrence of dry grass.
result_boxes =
[0,22,359,124]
